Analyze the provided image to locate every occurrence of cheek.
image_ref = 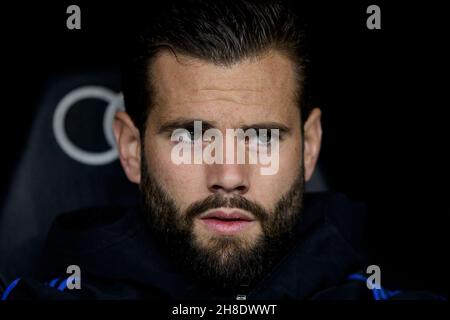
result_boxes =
[249,138,302,209]
[145,139,208,210]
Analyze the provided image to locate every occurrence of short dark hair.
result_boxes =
[121,0,312,136]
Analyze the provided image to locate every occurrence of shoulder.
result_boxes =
[310,271,447,300]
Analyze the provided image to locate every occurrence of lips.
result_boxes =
[199,210,255,234]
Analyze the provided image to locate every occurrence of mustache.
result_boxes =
[185,194,269,222]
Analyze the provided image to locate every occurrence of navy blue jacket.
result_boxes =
[1,193,442,300]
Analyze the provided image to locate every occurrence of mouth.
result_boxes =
[199,210,256,234]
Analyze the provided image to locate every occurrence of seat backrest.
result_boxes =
[0,69,140,283]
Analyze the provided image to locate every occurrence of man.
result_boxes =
[1,0,440,300]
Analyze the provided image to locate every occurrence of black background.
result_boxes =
[0,1,448,297]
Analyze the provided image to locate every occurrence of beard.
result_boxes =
[139,150,305,293]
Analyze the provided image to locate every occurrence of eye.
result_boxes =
[245,129,280,152]
[256,131,271,145]
[256,130,279,146]
[177,129,202,144]
[177,130,196,144]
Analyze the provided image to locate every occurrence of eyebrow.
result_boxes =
[158,118,217,134]
[157,118,291,134]
[241,122,290,133]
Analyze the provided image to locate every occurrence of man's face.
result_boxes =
[138,51,307,288]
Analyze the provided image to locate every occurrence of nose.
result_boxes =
[206,164,250,196]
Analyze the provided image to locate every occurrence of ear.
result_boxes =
[303,108,322,182]
[113,111,141,184]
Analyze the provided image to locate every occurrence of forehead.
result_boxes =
[148,50,299,124]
